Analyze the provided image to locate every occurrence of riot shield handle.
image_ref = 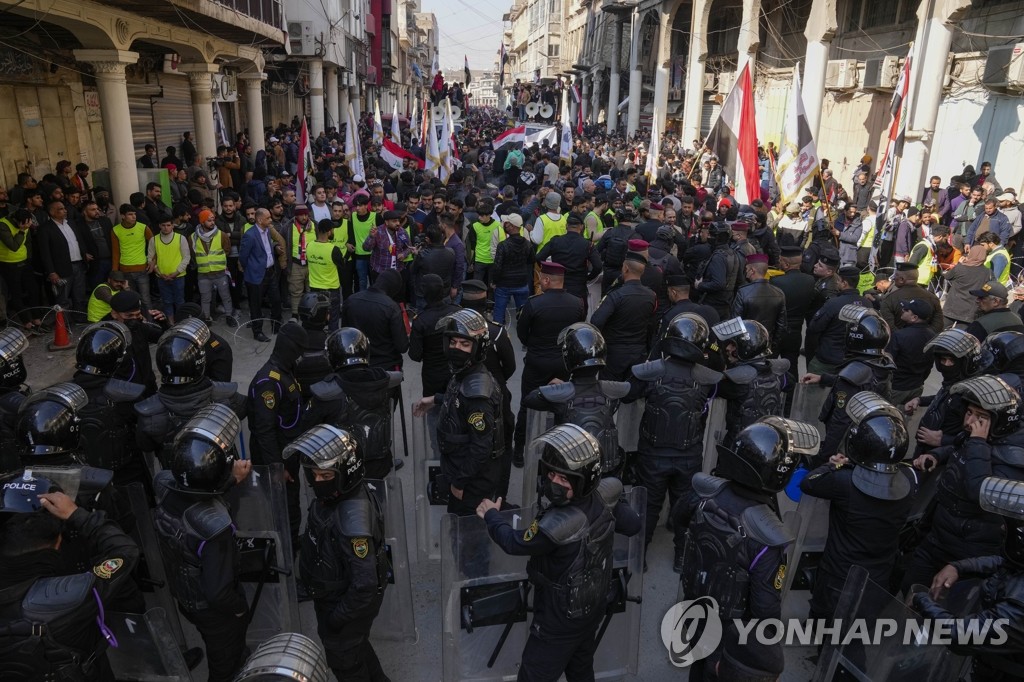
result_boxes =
[595,568,641,648]
[486,582,531,669]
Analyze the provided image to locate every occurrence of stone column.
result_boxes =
[682,0,711,145]
[591,71,603,125]
[351,86,361,121]
[308,58,325,136]
[580,74,589,125]
[627,16,642,136]
[607,17,624,133]
[652,7,671,135]
[801,0,838,143]
[238,72,267,154]
[73,49,140,204]
[737,0,763,73]
[340,81,350,127]
[179,62,220,161]
[325,65,340,131]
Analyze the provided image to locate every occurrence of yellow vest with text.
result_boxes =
[352,212,376,256]
[538,213,568,249]
[306,240,341,290]
[113,223,148,267]
[986,246,1011,285]
[291,223,313,262]
[0,218,27,264]
[154,233,185,277]
[193,233,227,274]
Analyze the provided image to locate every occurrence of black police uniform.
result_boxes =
[248,327,306,543]
[596,223,633,294]
[301,481,390,682]
[482,319,517,497]
[435,360,504,515]
[591,280,657,381]
[677,473,791,680]
[72,371,147,488]
[654,299,721,346]
[537,231,602,307]
[522,374,632,475]
[0,504,140,682]
[341,270,409,371]
[814,358,894,465]
[136,378,246,462]
[888,321,937,405]
[718,359,790,444]
[203,331,233,382]
[152,470,249,680]
[483,478,641,680]
[695,243,743,320]
[805,290,868,370]
[0,389,24,475]
[294,321,333,404]
[514,287,586,457]
[627,357,722,548]
[901,430,1024,592]
[770,267,816,390]
[799,233,837,275]
[408,300,461,396]
[647,241,685,317]
[800,462,920,619]
[113,318,164,396]
[731,279,788,346]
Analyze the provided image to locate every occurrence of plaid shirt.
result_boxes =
[363,226,411,273]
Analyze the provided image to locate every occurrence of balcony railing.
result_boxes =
[210,0,283,28]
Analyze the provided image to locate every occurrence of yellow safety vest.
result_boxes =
[471,220,500,264]
[585,211,603,242]
[856,219,875,249]
[193,233,227,274]
[914,240,935,286]
[306,240,340,290]
[0,217,27,264]
[154,233,185,277]
[330,219,350,248]
[87,283,113,322]
[538,213,567,249]
[113,223,148,267]
[291,223,313,263]
[352,212,376,256]
[986,246,1011,285]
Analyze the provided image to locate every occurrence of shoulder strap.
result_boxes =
[536,506,590,545]
[183,499,233,541]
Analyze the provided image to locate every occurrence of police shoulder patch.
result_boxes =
[262,390,276,410]
[523,520,538,542]
[835,391,847,410]
[774,563,787,591]
[351,537,369,559]
[268,370,281,380]
[468,412,486,432]
[210,340,219,348]
[93,557,124,579]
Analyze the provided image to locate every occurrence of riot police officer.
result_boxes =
[903,375,1024,592]
[627,313,722,564]
[914,475,1024,681]
[413,309,504,515]
[771,245,816,410]
[677,417,814,681]
[306,327,403,480]
[591,250,657,381]
[0,327,31,473]
[152,404,251,680]
[293,291,334,404]
[286,424,391,682]
[695,223,743,320]
[71,321,148,487]
[713,318,790,444]
[804,266,868,375]
[802,305,895,466]
[522,322,631,475]
[136,318,246,463]
[800,393,920,620]
[976,330,1024,393]
[905,328,981,453]
[0,478,140,681]
[475,424,640,681]
[248,322,308,545]
[177,302,233,382]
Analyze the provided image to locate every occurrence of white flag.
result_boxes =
[644,108,660,180]
[559,89,573,164]
[345,102,365,178]
[774,67,820,207]
[372,99,384,146]
[391,101,402,145]
[424,105,442,178]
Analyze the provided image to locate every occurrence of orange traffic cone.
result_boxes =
[48,306,73,351]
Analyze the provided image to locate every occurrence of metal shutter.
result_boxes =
[128,92,156,160]
[153,75,195,163]
[700,102,720,139]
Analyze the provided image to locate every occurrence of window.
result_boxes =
[549,0,557,16]
[548,43,560,57]
[707,7,741,56]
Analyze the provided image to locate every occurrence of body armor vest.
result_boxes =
[437,369,503,461]
[137,382,239,457]
[335,371,395,463]
[77,380,144,472]
[725,361,787,441]
[539,379,630,473]
[637,361,714,450]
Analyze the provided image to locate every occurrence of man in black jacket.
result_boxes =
[537,213,602,308]
[341,268,409,371]
[216,192,247,310]
[731,254,787,347]
[695,224,742,320]
[409,274,460,396]
[410,225,456,310]
[36,198,96,317]
[491,213,535,323]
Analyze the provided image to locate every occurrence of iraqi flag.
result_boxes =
[706,62,760,205]
[381,137,424,170]
[499,43,507,86]
[297,117,315,202]
[465,55,472,86]
[492,125,526,149]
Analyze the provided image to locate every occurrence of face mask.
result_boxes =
[936,361,962,382]
[311,478,340,502]
[445,347,474,373]
[539,476,572,507]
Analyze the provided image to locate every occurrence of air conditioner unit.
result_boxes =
[825,59,858,90]
[862,55,899,90]
[288,21,315,56]
[703,73,716,92]
[982,42,1024,92]
[718,71,735,95]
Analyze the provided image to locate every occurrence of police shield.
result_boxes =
[615,399,642,454]
[440,486,646,681]
[367,477,418,642]
[105,608,192,681]
[789,382,828,437]
[413,413,448,563]
[812,565,979,682]
[519,409,555,511]
[780,493,831,619]
[701,397,728,474]
[224,463,301,649]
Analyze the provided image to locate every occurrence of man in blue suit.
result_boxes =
[240,207,283,342]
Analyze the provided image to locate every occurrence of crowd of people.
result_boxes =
[0,103,1023,682]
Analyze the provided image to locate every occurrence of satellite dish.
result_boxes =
[450,105,463,121]
[525,102,540,117]
[539,104,554,120]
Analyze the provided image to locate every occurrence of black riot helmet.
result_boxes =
[712,318,770,362]
[167,403,240,495]
[661,313,709,363]
[0,328,28,390]
[325,327,370,370]
[16,383,88,460]
[950,375,1022,439]
[535,423,602,507]
[75,321,131,377]
[298,291,331,327]
[156,319,210,385]
[924,328,981,382]
[839,304,890,357]
[558,322,607,374]
[285,424,363,501]
[437,309,490,373]
[979,476,1024,568]
[712,222,732,246]
[715,416,820,493]
[843,392,912,500]
[0,473,61,513]
[977,331,1024,375]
